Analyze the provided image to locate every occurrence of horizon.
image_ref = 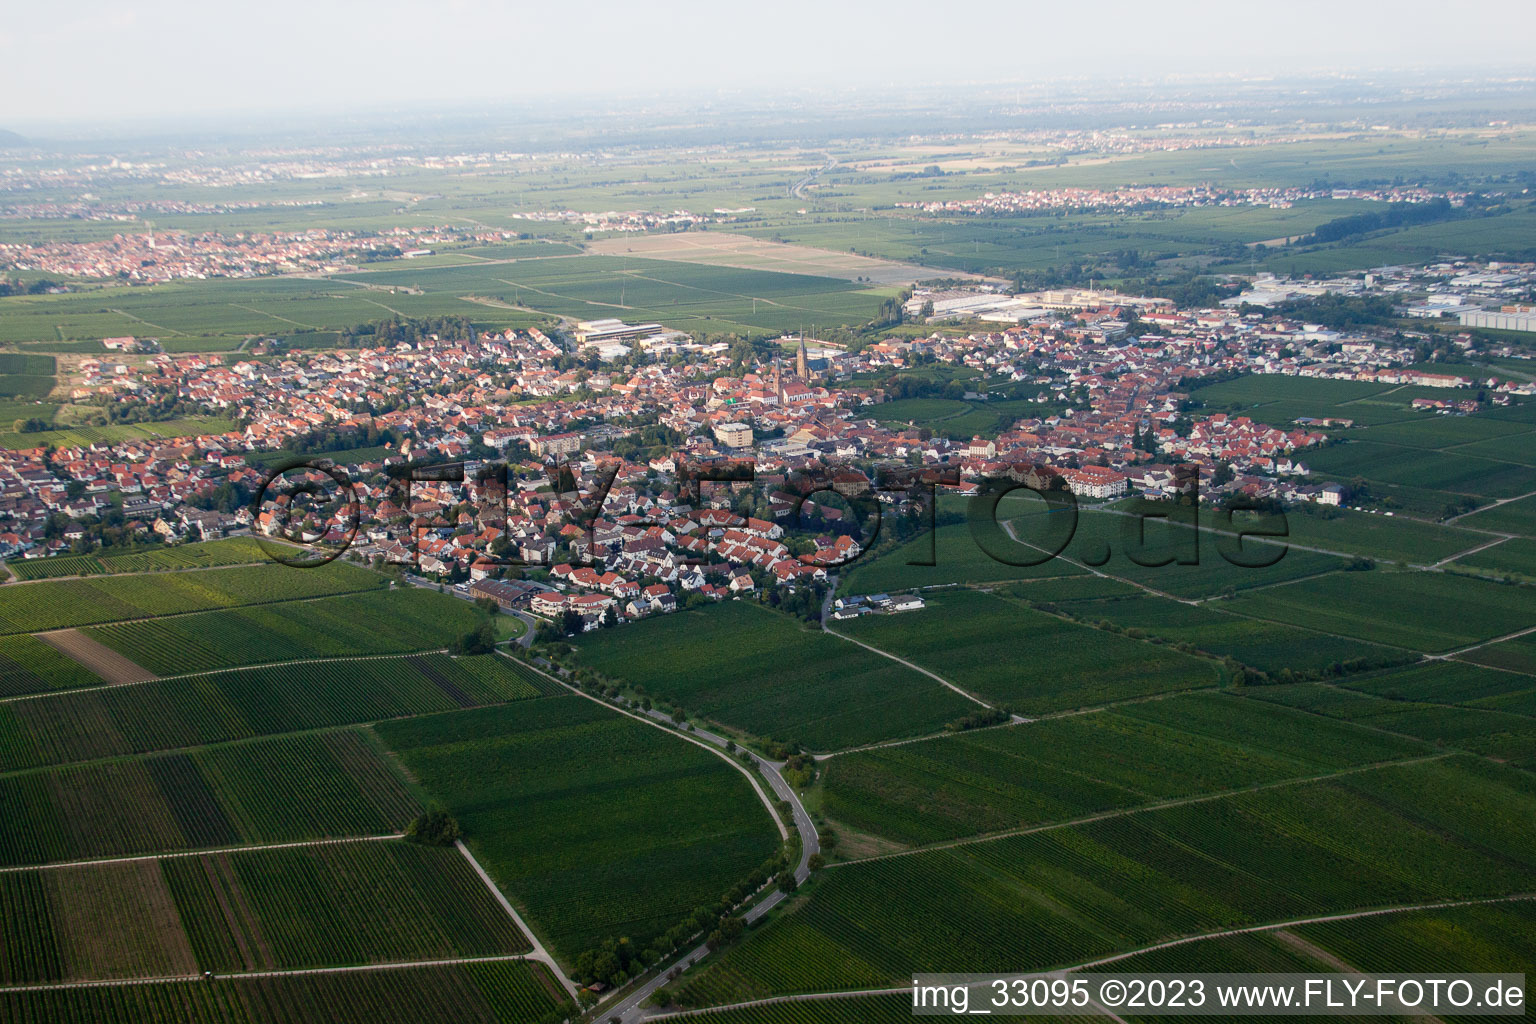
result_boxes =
[3,0,1534,131]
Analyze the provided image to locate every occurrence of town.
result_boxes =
[5,259,1533,634]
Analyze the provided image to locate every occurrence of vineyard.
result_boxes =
[0,634,102,697]
[567,601,975,749]
[820,691,1426,846]
[0,653,542,772]
[1224,568,1536,654]
[88,587,484,674]
[0,728,420,866]
[676,755,1536,1005]
[0,960,572,1024]
[1248,681,1536,766]
[165,840,532,971]
[837,589,1222,712]
[5,537,269,582]
[0,840,531,985]
[1042,591,1411,676]
[0,561,386,635]
[376,693,782,963]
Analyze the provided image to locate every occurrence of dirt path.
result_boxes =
[36,629,157,684]
[823,627,993,708]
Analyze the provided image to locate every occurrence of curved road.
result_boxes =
[532,672,818,1023]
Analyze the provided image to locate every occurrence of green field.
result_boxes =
[342,254,897,336]
[567,601,975,749]
[4,537,269,581]
[1278,508,1486,564]
[1458,536,1536,579]
[1460,493,1536,537]
[88,586,481,674]
[819,691,1424,846]
[0,560,384,635]
[0,728,419,866]
[0,634,103,697]
[677,755,1536,1005]
[376,692,781,964]
[1038,591,1411,677]
[0,959,571,1024]
[1248,681,1536,767]
[0,840,530,984]
[0,415,235,451]
[843,503,1351,599]
[0,652,540,772]
[1222,569,1536,653]
[835,589,1221,712]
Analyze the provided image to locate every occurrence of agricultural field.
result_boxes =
[376,692,782,964]
[676,755,1536,1005]
[0,560,385,635]
[1460,493,1536,537]
[1305,439,1536,501]
[1462,631,1536,676]
[5,537,269,581]
[0,633,103,697]
[0,959,572,1024]
[1041,591,1411,677]
[0,352,57,398]
[0,652,541,771]
[1457,536,1536,579]
[0,840,530,984]
[818,691,1425,847]
[1247,681,1536,767]
[87,586,482,674]
[1292,899,1536,976]
[1276,508,1487,564]
[838,517,1088,594]
[1185,375,1414,426]
[164,840,531,972]
[340,253,898,336]
[0,728,420,866]
[0,415,235,451]
[835,589,1221,712]
[1222,569,1536,653]
[1060,510,1352,599]
[566,601,975,749]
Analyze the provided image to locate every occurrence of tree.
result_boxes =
[405,807,462,846]
[560,608,583,636]
[775,869,798,894]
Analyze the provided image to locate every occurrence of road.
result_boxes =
[400,572,538,647]
[790,155,837,200]
[528,674,818,1023]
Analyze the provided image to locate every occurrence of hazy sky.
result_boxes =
[4,0,1533,125]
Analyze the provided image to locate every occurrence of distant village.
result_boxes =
[3,259,1533,634]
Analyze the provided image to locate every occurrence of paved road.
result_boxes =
[557,690,819,1023]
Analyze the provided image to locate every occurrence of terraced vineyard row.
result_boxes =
[0,959,572,1024]
[675,756,1536,1007]
[0,562,385,635]
[1,840,531,985]
[88,587,483,674]
[0,634,101,697]
[0,729,420,866]
[0,653,541,772]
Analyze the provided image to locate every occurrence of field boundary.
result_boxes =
[828,751,1451,867]
[0,832,404,874]
[646,891,1536,1019]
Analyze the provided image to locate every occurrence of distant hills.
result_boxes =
[0,130,27,147]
